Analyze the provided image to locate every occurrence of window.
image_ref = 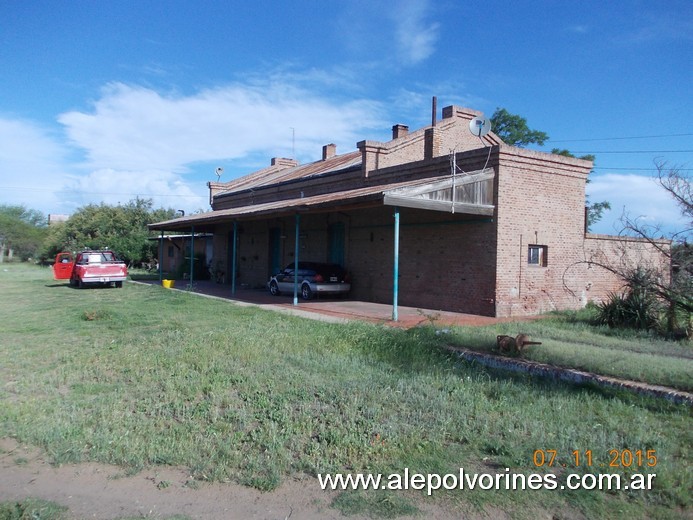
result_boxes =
[168,245,174,258]
[528,245,548,267]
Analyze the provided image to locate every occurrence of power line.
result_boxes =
[0,186,202,198]
[591,166,693,172]
[548,132,693,143]
[571,150,693,154]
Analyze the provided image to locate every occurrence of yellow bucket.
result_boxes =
[162,279,174,289]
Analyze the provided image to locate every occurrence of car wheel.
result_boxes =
[115,281,123,288]
[269,280,280,296]
[77,278,84,289]
[301,284,313,300]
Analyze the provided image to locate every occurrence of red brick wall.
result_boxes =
[577,234,671,303]
[346,206,497,315]
[222,205,497,315]
[494,147,593,317]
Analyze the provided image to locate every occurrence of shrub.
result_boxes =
[596,290,660,331]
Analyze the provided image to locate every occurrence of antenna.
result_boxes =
[215,167,224,180]
[469,116,492,138]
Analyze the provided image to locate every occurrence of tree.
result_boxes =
[585,161,691,336]
[0,205,48,261]
[490,107,610,232]
[490,108,548,147]
[619,161,692,314]
[43,198,178,266]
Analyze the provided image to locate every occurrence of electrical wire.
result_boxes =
[547,132,693,143]
[569,150,693,154]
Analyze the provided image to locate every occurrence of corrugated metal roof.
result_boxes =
[150,174,451,231]
[214,151,362,196]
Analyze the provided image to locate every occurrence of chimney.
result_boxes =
[392,124,409,139]
[431,96,437,127]
[271,157,299,168]
[322,143,337,160]
[424,127,440,159]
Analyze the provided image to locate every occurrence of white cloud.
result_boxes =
[567,24,589,34]
[58,81,386,171]
[391,0,439,65]
[1,78,389,217]
[587,173,687,235]
[0,116,207,216]
[0,118,69,213]
[58,168,207,212]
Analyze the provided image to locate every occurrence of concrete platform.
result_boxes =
[142,279,534,329]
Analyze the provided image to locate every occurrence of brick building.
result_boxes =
[150,105,668,318]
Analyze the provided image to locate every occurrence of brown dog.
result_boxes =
[496,334,542,354]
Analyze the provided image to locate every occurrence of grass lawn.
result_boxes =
[0,263,690,519]
[436,310,693,393]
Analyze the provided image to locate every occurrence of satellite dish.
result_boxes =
[469,116,492,137]
[215,167,224,180]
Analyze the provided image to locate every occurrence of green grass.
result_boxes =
[0,498,68,520]
[0,264,691,519]
[0,498,190,520]
[436,310,693,392]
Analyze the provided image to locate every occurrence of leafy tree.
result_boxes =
[0,205,48,261]
[619,162,692,314]
[582,161,691,336]
[490,108,548,147]
[43,198,178,266]
[490,107,611,232]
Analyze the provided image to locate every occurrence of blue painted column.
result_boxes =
[189,225,195,288]
[231,220,238,295]
[293,213,300,306]
[393,207,400,321]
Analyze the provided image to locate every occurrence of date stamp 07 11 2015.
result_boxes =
[532,449,658,469]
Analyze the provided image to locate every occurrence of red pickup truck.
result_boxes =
[53,250,128,288]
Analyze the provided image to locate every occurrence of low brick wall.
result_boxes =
[446,346,692,406]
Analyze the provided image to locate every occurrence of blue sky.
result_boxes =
[1,0,691,235]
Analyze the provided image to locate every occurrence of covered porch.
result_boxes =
[148,168,496,320]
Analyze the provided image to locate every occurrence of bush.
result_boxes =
[596,290,660,331]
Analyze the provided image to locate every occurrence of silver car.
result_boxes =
[268,262,351,300]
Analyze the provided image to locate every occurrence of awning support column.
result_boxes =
[158,230,164,282]
[231,220,238,295]
[393,207,400,321]
[189,226,195,288]
[293,213,300,306]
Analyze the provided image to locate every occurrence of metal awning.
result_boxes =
[383,168,494,215]
[149,169,495,232]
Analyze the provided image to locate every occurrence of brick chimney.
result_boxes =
[271,157,299,168]
[392,124,409,139]
[322,143,337,160]
[424,127,440,159]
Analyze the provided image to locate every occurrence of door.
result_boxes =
[328,222,345,267]
[53,252,74,280]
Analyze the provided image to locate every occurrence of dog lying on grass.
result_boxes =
[496,334,542,355]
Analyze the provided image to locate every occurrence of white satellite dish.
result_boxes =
[215,167,224,180]
[469,116,492,137]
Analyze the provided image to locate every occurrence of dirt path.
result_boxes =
[0,439,467,520]
[0,439,352,519]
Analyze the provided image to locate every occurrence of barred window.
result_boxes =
[528,245,548,267]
